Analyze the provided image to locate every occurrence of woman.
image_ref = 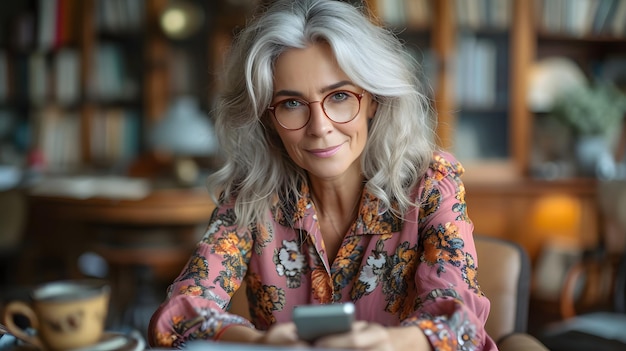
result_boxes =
[149,0,497,350]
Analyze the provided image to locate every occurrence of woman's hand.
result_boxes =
[218,322,307,347]
[313,322,429,351]
[256,322,310,347]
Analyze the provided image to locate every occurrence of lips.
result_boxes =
[307,144,343,158]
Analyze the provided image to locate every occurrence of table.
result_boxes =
[15,185,216,335]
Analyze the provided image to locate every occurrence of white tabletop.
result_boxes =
[185,340,350,351]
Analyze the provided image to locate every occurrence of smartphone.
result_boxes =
[292,302,355,342]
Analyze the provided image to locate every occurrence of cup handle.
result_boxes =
[2,301,45,349]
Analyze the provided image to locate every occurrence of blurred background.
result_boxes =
[0,0,625,347]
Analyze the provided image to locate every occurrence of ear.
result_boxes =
[368,96,378,119]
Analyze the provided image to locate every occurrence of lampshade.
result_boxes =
[150,96,217,156]
[527,57,587,113]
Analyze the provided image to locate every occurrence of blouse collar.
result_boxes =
[271,182,402,236]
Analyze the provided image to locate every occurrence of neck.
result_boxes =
[310,180,363,241]
[310,179,363,218]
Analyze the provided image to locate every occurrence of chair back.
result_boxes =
[475,236,531,342]
[559,180,626,318]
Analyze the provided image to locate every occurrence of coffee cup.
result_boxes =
[2,279,110,350]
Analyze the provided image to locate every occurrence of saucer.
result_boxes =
[71,331,145,351]
[9,330,144,351]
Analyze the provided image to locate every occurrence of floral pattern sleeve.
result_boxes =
[148,206,256,348]
[401,153,498,351]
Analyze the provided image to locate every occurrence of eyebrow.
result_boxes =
[273,80,355,99]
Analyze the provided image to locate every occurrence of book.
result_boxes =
[37,0,57,51]
[592,0,617,34]
[30,175,151,200]
[53,48,80,105]
[375,0,406,26]
[28,53,47,105]
[36,105,81,171]
[455,35,498,108]
[0,51,7,102]
[91,108,139,163]
[610,0,626,36]
[563,0,595,36]
[490,0,512,29]
[466,0,482,29]
[94,43,128,101]
[477,39,497,108]
[57,0,80,47]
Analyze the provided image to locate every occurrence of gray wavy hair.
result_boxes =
[207,0,437,228]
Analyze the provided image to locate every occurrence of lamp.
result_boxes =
[149,96,217,185]
[160,0,205,40]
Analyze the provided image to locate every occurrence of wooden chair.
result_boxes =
[474,236,549,351]
[539,251,626,351]
[538,180,626,351]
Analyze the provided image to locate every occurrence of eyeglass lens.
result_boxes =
[273,91,361,130]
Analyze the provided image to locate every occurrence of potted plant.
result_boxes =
[550,82,626,177]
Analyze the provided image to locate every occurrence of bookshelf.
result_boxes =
[0,0,148,173]
[370,0,525,171]
[368,0,626,178]
[366,0,626,264]
[529,0,626,180]
[0,0,247,175]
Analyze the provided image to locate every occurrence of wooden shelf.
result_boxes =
[465,178,598,196]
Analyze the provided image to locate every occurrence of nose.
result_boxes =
[306,101,332,135]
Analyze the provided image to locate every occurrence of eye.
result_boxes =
[328,91,351,102]
[280,99,306,110]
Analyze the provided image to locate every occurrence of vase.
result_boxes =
[575,135,615,179]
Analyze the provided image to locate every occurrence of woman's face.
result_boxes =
[269,42,377,182]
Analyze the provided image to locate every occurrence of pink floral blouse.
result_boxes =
[149,152,497,350]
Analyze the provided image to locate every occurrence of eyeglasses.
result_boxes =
[268,90,365,130]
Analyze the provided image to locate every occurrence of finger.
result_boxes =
[263,322,308,346]
[351,320,369,332]
[315,323,391,351]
